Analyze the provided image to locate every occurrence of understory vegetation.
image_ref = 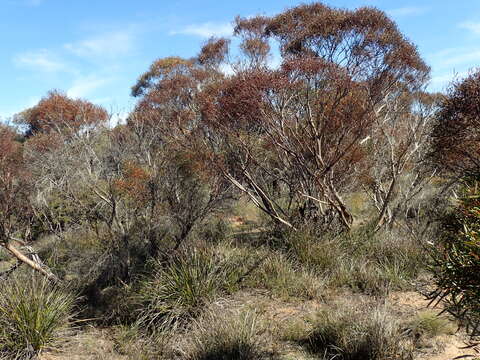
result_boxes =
[0,2,479,359]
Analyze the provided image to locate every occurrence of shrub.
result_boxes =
[431,178,480,335]
[301,305,413,360]
[186,310,268,360]
[0,275,76,359]
[136,249,241,330]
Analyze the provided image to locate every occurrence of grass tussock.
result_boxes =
[136,248,242,330]
[406,310,456,338]
[0,275,76,359]
[284,227,425,296]
[185,309,271,360]
[246,252,325,300]
[110,324,172,360]
[294,304,414,360]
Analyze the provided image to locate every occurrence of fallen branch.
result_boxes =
[3,242,59,283]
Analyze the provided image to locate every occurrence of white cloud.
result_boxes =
[67,75,111,98]
[429,70,469,92]
[170,22,233,38]
[387,6,428,17]
[428,47,480,69]
[459,21,480,35]
[64,30,135,59]
[14,49,68,73]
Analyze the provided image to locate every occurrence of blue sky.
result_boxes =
[1,0,480,121]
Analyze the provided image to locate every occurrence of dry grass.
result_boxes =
[406,310,456,339]
[245,252,325,301]
[294,303,414,360]
[184,308,272,360]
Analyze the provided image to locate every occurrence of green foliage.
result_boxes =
[432,179,480,335]
[136,249,242,330]
[0,247,9,262]
[0,276,76,359]
[195,218,231,246]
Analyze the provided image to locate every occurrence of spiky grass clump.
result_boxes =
[303,305,413,360]
[406,310,456,338]
[186,310,268,360]
[0,275,76,359]
[137,249,241,330]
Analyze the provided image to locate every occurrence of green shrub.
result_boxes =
[431,179,480,335]
[0,276,76,359]
[285,231,343,274]
[301,305,413,360]
[136,249,241,330]
[186,310,268,360]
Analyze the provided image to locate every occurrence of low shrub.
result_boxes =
[111,324,172,360]
[284,227,425,296]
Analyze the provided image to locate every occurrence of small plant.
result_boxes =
[279,318,311,343]
[186,309,268,360]
[406,310,456,339]
[0,275,76,359]
[137,249,241,330]
[0,247,9,262]
[300,305,413,360]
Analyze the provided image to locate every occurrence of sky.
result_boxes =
[1,0,480,122]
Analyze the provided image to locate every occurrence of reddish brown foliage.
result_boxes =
[0,125,31,244]
[17,90,108,137]
[432,70,480,177]
[197,37,230,68]
[266,4,429,92]
[234,16,271,66]
[114,161,150,204]
[130,2,430,230]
